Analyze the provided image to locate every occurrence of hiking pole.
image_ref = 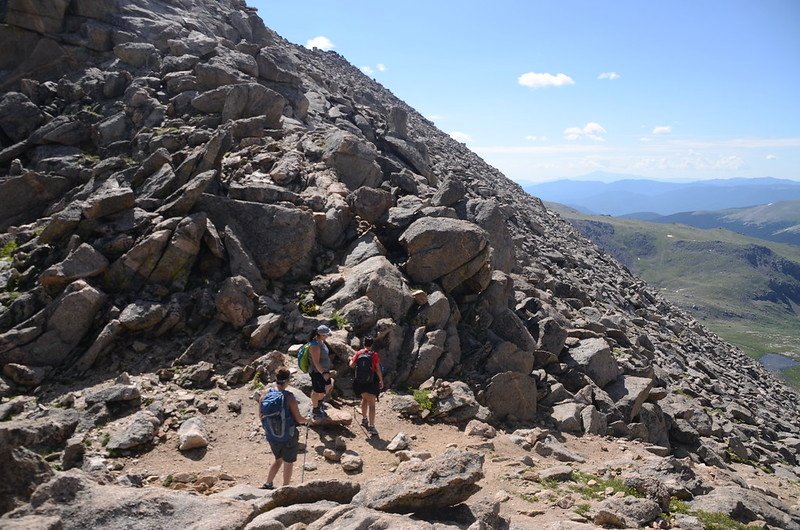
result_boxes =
[300,421,309,484]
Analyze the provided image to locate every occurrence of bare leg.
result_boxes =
[325,378,334,400]
[367,394,377,426]
[361,393,369,420]
[311,391,323,408]
[282,461,294,486]
[267,458,283,484]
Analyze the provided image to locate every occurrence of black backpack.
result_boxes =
[353,349,375,385]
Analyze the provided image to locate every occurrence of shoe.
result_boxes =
[368,426,378,436]
[312,407,327,419]
[260,482,274,490]
[361,418,369,428]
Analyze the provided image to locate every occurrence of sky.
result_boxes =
[251,1,800,185]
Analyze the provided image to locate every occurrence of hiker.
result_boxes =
[309,324,335,418]
[259,367,309,489]
[350,335,384,436]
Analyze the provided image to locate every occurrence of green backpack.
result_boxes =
[297,343,311,373]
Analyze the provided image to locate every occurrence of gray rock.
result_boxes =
[593,497,662,528]
[3,472,252,528]
[84,384,140,405]
[0,92,44,141]
[564,337,620,388]
[106,410,161,451]
[178,417,209,451]
[551,401,584,432]
[605,375,653,422]
[431,175,466,207]
[0,172,71,231]
[352,448,483,512]
[148,213,207,291]
[533,435,586,463]
[0,447,54,514]
[691,485,800,530]
[118,301,167,332]
[222,83,286,125]
[215,276,255,329]
[347,186,393,223]
[580,405,607,435]
[485,371,537,422]
[197,195,316,280]
[114,42,160,68]
[322,130,383,190]
[538,465,574,482]
[2,363,46,387]
[40,244,109,286]
[400,217,488,284]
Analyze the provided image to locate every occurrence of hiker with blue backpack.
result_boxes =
[259,367,309,489]
[350,335,384,436]
[308,324,335,419]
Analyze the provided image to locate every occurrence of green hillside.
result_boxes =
[548,202,800,386]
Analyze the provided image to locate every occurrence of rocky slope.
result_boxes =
[1,1,799,528]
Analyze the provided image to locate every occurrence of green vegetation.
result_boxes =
[551,203,800,388]
[331,310,349,330]
[250,374,264,390]
[668,497,761,529]
[101,432,110,447]
[0,240,18,260]
[78,153,100,166]
[162,474,174,487]
[574,503,592,518]
[411,388,435,412]
[570,471,640,500]
[298,292,319,316]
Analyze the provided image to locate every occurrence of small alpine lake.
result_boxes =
[759,353,800,372]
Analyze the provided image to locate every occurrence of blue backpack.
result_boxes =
[260,389,296,443]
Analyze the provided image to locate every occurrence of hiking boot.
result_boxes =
[361,418,369,429]
[368,425,378,436]
[312,407,327,419]
[260,482,274,490]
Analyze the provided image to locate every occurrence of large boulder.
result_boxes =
[690,485,800,530]
[352,448,483,513]
[0,172,71,231]
[197,195,315,280]
[147,213,207,291]
[39,244,109,286]
[563,337,620,388]
[5,0,69,34]
[322,130,383,190]
[605,375,653,422]
[347,186,393,223]
[400,217,488,284]
[106,411,161,451]
[593,497,662,528]
[222,83,286,125]
[0,447,53,514]
[215,276,255,329]
[0,92,44,141]
[104,229,172,291]
[484,371,537,422]
[322,256,413,322]
[0,280,106,367]
[1,472,253,528]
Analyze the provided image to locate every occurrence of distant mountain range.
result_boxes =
[625,200,800,246]
[525,175,800,216]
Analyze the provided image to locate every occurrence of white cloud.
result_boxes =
[639,137,653,143]
[425,114,445,122]
[652,125,672,135]
[714,155,745,170]
[597,72,621,81]
[766,154,777,160]
[449,131,473,143]
[518,72,574,89]
[377,63,387,72]
[360,65,374,75]
[305,35,335,51]
[564,122,607,142]
[524,135,547,142]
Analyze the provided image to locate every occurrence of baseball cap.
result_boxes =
[317,324,332,336]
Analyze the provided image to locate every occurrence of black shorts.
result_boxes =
[353,379,380,398]
[310,371,332,393]
[268,429,299,463]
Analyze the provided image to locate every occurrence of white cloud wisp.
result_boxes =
[305,35,335,51]
[564,122,607,142]
[597,72,621,80]
[518,72,574,89]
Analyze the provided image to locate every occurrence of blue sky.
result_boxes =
[251,1,800,184]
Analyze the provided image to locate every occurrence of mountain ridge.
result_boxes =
[0,1,799,528]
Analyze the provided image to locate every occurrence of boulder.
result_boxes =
[0,447,53,514]
[537,317,568,356]
[178,417,209,451]
[248,313,283,348]
[0,172,71,231]
[84,384,140,405]
[156,169,216,218]
[551,402,583,432]
[593,497,662,528]
[322,130,383,190]
[307,506,449,530]
[0,280,106,367]
[605,375,653,422]
[197,195,316,280]
[400,217,488,284]
[104,229,172,291]
[215,276,255,329]
[347,186,393,223]
[2,363,46,387]
[223,227,267,293]
[114,42,159,68]
[81,179,135,220]
[690,485,800,530]
[118,301,167,332]
[222,83,286,125]
[40,244,109,286]
[148,213,207,291]
[106,410,161,451]
[0,92,44,141]
[533,435,586,463]
[322,256,413,322]
[484,371,537,422]
[431,175,466,207]
[564,337,620,388]
[352,448,483,513]
[245,500,340,529]
[2,472,253,528]
[485,341,534,375]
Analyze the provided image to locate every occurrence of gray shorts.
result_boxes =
[268,429,299,463]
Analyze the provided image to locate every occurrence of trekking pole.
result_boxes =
[300,421,309,484]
